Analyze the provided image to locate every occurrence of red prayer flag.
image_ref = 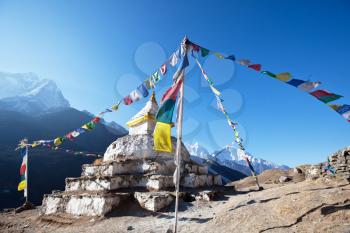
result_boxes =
[92,117,100,123]
[20,164,26,175]
[248,64,261,71]
[123,95,133,105]
[310,90,333,98]
[160,79,183,104]
[65,132,74,141]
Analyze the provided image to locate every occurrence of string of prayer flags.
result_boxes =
[153,78,183,153]
[310,90,343,103]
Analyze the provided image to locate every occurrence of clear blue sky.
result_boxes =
[0,0,349,166]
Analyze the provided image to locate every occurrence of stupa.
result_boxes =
[41,93,222,216]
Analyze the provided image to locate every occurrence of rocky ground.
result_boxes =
[1,168,349,233]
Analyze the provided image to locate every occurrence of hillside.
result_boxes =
[0,169,348,233]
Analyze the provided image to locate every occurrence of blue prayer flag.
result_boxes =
[286,79,306,87]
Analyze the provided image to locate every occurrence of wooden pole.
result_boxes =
[173,71,185,233]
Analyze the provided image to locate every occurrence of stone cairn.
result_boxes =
[328,146,350,181]
[41,94,222,217]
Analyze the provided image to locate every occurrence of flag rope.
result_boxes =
[194,56,261,190]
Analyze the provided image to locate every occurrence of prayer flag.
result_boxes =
[153,122,172,153]
[298,81,321,91]
[137,83,149,98]
[173,53,189,81]
[17,180,26,191]
[191,43,200,52]
[156,79,183,123]
[225,55,236,61]
[342,110,350,120]
[238,59,251,66]
[151,71,161,84]
[54,137,63,146]
[71,131,80,138]
[144,78,154,90]
[275,72,292,82]
[160,64,167,75]
[76,128,86,134]
[92,117,100,123]
[169,52,179,67]
[286,79,306,87]
[335,104,350,114]
[111,103,120,111]
[261,71,276,78]
[248,64,261,71]
[65,132,74,141]
[210,85,221,96]
[130,89,142,102]
[200,47,210,57]
[123,95,133,105]
[214,52,224,59]
[310,90,343,103]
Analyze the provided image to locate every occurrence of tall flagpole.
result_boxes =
[173,70,185,233]
[24,144,29,204]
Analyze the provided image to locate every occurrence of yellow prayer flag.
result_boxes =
[275,72,292,82]
[214,52,224,59]
[54,137,62,146]
[18,180,26,191]
[153,122,172,153]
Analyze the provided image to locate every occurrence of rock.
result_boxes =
[305,165,322,180]
[279,176,291,183]
[195,191,217,201]
[134,192,174,212]
[293,167,303,174]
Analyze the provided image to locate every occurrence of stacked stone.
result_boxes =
[41,94,222,217]
[328,146,350,181]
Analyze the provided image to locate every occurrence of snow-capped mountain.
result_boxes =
[187,142,289,175]
[213,145,289,174]
[187,142,213,161]
[0,72,70,114]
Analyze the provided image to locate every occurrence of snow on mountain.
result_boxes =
[0,72,70,113]
[187,142,289,175]
[186,142,213,160]
[213,145,289,174]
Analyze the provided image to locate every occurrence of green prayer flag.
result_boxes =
[200,47,209,57]
[261,71,276,78]
[318,94,343,103]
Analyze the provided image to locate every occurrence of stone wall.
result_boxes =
[329,146,350,181]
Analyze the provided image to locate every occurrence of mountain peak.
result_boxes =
[187,142,289,175]
[0,72,70,114]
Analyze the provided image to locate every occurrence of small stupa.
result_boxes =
[41,94,222,217]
